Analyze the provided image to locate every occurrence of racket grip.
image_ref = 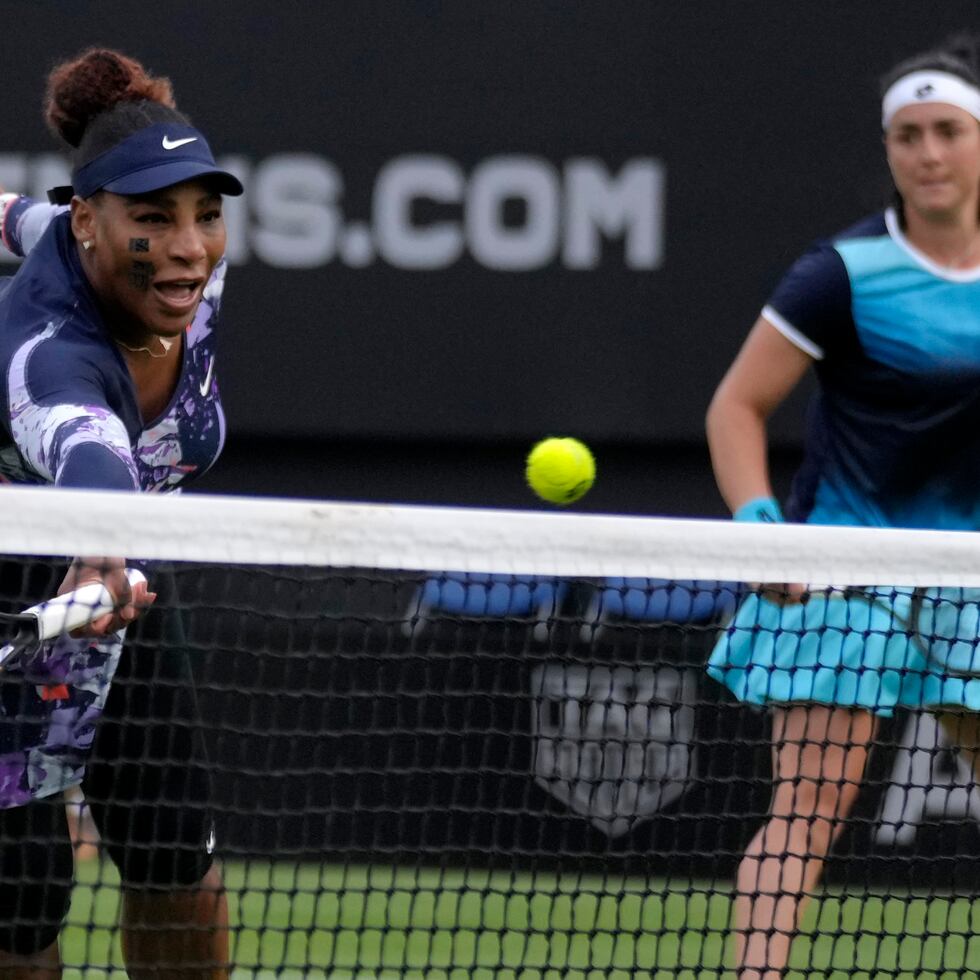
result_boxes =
[31,568,147,640]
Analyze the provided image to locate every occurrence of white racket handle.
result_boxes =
[30,568,147,640]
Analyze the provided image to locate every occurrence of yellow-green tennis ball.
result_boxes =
[526,437,596,505]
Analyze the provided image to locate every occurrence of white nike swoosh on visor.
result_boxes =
[162,136,198,150]
[199,357,216,397]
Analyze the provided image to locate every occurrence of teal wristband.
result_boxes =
[733,496,783,523]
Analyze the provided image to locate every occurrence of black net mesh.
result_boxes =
[1,520,980,977]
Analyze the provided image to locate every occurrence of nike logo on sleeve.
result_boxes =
[199,357,215,397]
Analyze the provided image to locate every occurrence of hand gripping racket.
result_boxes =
[0,568,147,673]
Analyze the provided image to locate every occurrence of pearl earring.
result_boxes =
[81,240,93,251]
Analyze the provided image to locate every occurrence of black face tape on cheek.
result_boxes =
[129,238,150,253]
[128,261,154,291]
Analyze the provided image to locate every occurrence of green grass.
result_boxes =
[60,859,980,979]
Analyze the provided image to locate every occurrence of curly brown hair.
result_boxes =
[44,48,177,149]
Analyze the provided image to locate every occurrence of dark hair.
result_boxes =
[880,33,980,95]
[44,48,190,168]
[880,34,980,225]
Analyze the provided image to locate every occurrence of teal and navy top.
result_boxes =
[706,210,980,716]
[765,208,980,531]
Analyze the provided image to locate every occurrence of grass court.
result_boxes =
[61,859,980,979]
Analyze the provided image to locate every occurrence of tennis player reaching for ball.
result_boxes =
[0,49,242,977]
[704,34,980,980]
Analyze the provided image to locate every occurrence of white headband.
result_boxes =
[882,70,980,129]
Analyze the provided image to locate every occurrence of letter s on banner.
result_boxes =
[251,154,343,268]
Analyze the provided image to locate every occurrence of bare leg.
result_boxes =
[734,704,877,980]
[120,863,229,979]
[0,943,61,979]
[64,787,99,863]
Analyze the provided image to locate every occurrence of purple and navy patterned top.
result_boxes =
[0,198,227,806]
[0,198,226,490]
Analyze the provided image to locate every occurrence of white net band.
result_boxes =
[2,484,980,585]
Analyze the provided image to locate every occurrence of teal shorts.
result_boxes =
[706,587,980,716]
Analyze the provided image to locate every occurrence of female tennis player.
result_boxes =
[705,35,980,980]
[0,49,242,977]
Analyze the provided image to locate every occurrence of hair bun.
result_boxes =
[44,48,176,148]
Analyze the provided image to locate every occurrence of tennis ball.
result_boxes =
[526,437,595,505]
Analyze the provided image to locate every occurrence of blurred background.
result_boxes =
[9,9,980,970]
[4,0,979,514]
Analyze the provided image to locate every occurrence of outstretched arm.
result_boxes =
[6,334,157,632]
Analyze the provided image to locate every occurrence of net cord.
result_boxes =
[1,485,978,585]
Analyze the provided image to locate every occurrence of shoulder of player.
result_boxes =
[787,213,887,261]
[829,212,888,245]
[1,225,109,346]
[2,219,89,323]
[780,213,888,287]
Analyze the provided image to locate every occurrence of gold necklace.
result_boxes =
[116,336,175,359]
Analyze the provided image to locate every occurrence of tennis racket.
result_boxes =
[0,568,147,672]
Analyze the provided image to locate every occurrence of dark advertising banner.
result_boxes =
[3,2,978,445]
[194,568,980,889]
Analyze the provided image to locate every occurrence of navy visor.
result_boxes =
[71,123,243,199]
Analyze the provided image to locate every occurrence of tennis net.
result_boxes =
[3,485,980,978]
